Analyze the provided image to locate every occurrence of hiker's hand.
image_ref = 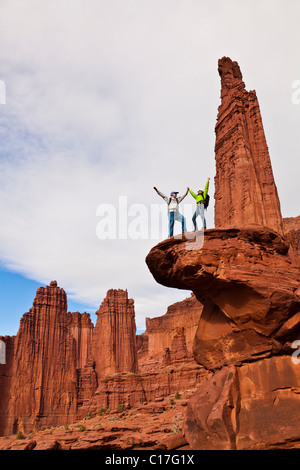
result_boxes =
[207,177,210,181]
[187,187,189,190]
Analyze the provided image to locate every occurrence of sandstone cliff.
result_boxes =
[0,281,78,435]
[137,294,203,371]
[0,285,205,438]
[214,57,283,234]
[146,58,300,449]
[146,228,300,450]
[91,289,138,377]
[283,215,300,265]
[1,56,299,450]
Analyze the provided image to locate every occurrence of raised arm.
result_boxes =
[203,178,210,199]
[177,187,189,203]
[189,189,197,199]
[153,187,168,203]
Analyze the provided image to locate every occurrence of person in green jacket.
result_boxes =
[189,178,210,230]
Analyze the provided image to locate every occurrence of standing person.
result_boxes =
[153,187,189,237]
[189,178,210,230]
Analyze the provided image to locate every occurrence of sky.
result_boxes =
[0,0,299,336]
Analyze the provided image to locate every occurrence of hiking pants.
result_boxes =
[169,211,186,237]
[192,203,206,230]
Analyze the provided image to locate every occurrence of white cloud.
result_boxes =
[0,0,299,330]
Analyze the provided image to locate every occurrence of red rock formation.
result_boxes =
[137,294,203,371]
[0,335,15,436]
[145,56,300,447]
[82,361,208,417]
[146,228,300,367]
[214,57,283,234]
[0,282,209,438]
[146,227,300,448]
[283,216,300,232]
[283,215,300,265]
[91,289,138,377]
[1,281,78,435]
[68,311,93,369]
[0,388,196,451]
[184,356,300,450]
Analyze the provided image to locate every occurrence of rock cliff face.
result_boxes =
[214,57,283,234]
[146,58,300,449]
[146,227,300,370]
[68,311,93,370]
[91,289,138,377]
[283,216,300,265]
[79,294,206,419]
[0,281,78,435]
[137,294,203,371]
[1,57,299,450]
[0,285,205,438]
[146,228,300,449]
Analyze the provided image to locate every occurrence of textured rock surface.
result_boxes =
[184,356,300,450]
[146,227,300,370]
[82,362,208,418]
[146,228,300,448]
[283,216,300,265]
[0,281,78,436]
[0,283,207,440]
[91,289,138,377]
[145,58,300,448]
[137,294,203,371]
[68,311,93,369]
[0,387,197,451]
[214,57,283,234]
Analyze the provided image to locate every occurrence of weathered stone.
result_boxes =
[0,284,206,438]
[184,356,300,450]
[138,294,203,371]
[91,289,138,377]
[146,58,300,450]
[283,216,300,265]
[214,57,283,234]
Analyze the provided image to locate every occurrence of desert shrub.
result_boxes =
[76,425,86,432]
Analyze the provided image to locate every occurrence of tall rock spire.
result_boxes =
[3,281,78,435]
[92,289,138,377]
[214,57,283,234]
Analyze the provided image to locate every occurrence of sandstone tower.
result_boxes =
[214,57,283,234]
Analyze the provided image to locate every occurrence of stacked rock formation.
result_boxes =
[137,294,202,371]
[146,58,300,449]
[0,281,78,435]
[283,215,300,265]
[214,57,283,234]
[0,284,205,437]
[91,289,138,377]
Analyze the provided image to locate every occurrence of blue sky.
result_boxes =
[0,0,299,336]
[0,267,100,335]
